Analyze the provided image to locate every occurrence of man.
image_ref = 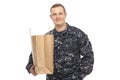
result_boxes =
[26,3,94,80]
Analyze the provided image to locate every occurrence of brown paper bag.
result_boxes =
[31,34,54,74]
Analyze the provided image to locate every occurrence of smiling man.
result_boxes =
[26,3,94,80]
[50,4,67,32]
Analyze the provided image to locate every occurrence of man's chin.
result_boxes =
[56,24,63,27]
[55,22,64,26]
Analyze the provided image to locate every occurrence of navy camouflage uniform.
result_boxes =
[26,23,94,80]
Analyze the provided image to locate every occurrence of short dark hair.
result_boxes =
[50,3,66,13]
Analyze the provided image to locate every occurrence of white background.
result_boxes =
[0,0,120,80]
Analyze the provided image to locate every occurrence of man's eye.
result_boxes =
[59,13,63,15]
[52,14,56,16]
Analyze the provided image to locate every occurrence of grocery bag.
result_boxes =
[31,34,54,74]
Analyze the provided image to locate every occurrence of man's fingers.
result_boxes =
[30,66,37,76]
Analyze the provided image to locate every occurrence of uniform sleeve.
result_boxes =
[78,33,94,79]
[26,52,33,73]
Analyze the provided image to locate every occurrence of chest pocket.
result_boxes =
[63,36,78,52]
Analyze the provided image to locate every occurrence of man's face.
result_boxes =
[50,6,66,27]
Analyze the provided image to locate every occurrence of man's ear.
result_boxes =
[65,13,67,18]
[50,15,52,19]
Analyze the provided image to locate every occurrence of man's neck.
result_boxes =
[55,23,67,32]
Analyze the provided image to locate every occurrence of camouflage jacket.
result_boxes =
[26,23,94,80]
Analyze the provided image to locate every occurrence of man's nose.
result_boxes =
[56,14,60,18]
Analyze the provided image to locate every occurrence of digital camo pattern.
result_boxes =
[46,23,94,80]
[26,23,94,80]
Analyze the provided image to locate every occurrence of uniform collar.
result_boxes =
[53,23,70,34]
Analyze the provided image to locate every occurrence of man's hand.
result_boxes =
[30,66,37,76]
